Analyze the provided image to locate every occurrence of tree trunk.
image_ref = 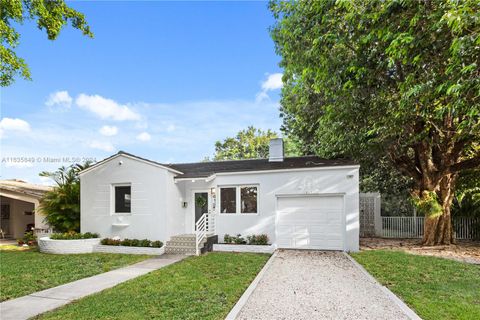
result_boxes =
[421,174,456,246]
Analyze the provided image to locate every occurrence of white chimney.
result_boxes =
[269,138,284,162]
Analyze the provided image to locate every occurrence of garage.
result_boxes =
[276,195,344,250]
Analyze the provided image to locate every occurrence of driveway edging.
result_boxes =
[225,250,277,320]
[343,252,422,320]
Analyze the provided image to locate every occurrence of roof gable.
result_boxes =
[78,151,184,176]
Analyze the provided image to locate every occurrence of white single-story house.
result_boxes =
[80,139,360,252]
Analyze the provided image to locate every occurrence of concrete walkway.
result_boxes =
[0,254,185,320]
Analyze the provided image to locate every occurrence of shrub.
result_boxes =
[121,239,132,246]
[100,238,162,248]
[224,234,232,244]
[233,234,246,244]
[50,231,99,240]
[151,240,163,248]
[102,238,121,246]
[139,239,152,247]
[247,234,269,245]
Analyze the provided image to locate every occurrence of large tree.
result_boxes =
[213,126,299,160]
[1,0,92,86]
[270,0,479,245]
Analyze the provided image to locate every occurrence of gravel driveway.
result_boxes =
[236,250,411,320]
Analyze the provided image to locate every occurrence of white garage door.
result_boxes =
[276,195,344,250]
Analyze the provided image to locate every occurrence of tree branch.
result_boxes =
[449,155,480,172]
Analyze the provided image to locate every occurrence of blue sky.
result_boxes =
[0,1,284,185]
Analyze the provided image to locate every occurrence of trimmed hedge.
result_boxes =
[50,232,99,240]
[100,238,163,248]
[224,233,269,245]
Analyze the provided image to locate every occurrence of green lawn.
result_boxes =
[351,250,480,320]
[38,252,270,320]
[0,246,149,301]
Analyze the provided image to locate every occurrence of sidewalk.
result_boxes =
[0,254,186,320]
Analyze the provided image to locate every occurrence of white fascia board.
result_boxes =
[78,153,183,176]
[213,165,360,177]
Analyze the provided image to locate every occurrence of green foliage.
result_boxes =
[17,231,37,246]
[100,238,163,248]
[246,234,269,245]
[39,162,91,233]
[270,1,480,199]
[351,250,480,319]
[1,0,93,86]
[223,234,232,244]
[38,253,270,320]
[213,126,300,160]
[413,191,443,218]
[0,248,148,301]
[50,231,99,240]
[224,233,268,245]
[222,233,246,244]
[452,169,480,217]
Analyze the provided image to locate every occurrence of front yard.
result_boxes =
[351,250,480,320]
[38,252,270,320]
[0,245,149,301]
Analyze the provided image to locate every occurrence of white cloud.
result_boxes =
[99,125,118,136]
[76,94,141,121]
[0,118,31,138]
[261,73,283,91]
[256,73,283,103]
[45,90,73,110]
[88,140,115,152]
[166,124,176,132]
[255,91,270,103]
[136,132,151,142]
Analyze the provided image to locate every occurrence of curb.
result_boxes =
[225,250,278,320]
[343,252,422,320]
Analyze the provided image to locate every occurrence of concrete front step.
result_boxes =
[165,234,215,256]
[165,247,196,255]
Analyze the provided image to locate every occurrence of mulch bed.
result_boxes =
[360,237,480,264]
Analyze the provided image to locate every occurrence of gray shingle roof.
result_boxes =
[106,151,357,179]
[166,156,357,179]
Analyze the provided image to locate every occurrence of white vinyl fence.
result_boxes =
[381,216,479,240]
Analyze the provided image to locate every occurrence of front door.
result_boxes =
[194,192,209,230]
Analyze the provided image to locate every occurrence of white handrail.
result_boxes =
[196,213,208,256]
[196,213,217,255]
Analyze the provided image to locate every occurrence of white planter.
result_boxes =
[38,237,101,254]
[93,245,164,255]
[213,244,276,254]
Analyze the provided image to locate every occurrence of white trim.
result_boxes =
[214,165,359,177]
[110,183,132,216]
[218,185,259,215]
[192,190,210,233]
[174,165,359,182]
[79,153,183,176]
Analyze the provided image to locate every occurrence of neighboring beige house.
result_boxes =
[0,180,52,239]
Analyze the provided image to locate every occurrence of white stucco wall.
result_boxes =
[207,167,360,252]
[80,155,171,241]
[80,154,359,251]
